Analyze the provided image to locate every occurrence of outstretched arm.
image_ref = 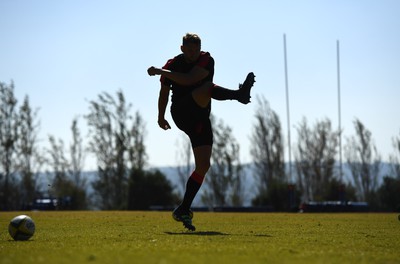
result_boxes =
[148,66,209,86]
[158,84,171,130]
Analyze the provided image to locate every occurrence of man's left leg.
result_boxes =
[191,73,256,107]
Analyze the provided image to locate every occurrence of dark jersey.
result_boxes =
[160,51,215,104]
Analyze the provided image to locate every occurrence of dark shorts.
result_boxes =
[171,95,213,148]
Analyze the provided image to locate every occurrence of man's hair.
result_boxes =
[182,33,201,46]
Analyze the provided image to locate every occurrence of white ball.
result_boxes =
[8,215,35,241]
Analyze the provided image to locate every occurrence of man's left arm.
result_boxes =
[148,65,208,86]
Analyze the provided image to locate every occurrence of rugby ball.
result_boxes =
[8,215,35,241]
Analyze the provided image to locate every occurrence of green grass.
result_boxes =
[0,211,399,264]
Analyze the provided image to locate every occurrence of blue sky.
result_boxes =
[1,0,399,170]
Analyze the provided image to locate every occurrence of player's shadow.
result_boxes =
[164,231,229,236]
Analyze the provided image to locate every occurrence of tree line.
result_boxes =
[1,81,399,211]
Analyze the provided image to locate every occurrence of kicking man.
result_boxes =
[147,33,255,231]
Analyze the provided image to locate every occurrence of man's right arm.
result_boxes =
[157,84,171,130]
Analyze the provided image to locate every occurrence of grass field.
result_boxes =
[0,211,399,264]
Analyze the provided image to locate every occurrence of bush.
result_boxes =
[128,169,178,210]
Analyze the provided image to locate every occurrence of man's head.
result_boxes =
[181,33,201,63]
[182,33,201,46]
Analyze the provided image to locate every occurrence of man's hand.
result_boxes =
[158,118,171,130]
[147,66,160,76]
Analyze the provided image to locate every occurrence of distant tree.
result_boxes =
[87,90,174,210]
[125,108,177,210]
[377,176,400,212]
[377,131,400,212]
[67,118,87,209]
[295,118,340,202]
[47,118,87,210]
[250,97,288,209]
[323,177,357,202]
[201,115,244,207]
[47,135,69,197]
[344,119,381,206]
[0,81,20,210]
[389,131,400,179]
[129,111,147,171]
[175,136,192,196]
[16,96,44,208]
[69,118,86,191]
[86,90,131,209]
[127,110,172,210]
[128,169,178,210]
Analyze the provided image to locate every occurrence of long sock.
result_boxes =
[180,171,205,211]
[209,85,238,101]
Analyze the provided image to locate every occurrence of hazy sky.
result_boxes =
[1,0,399,170]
